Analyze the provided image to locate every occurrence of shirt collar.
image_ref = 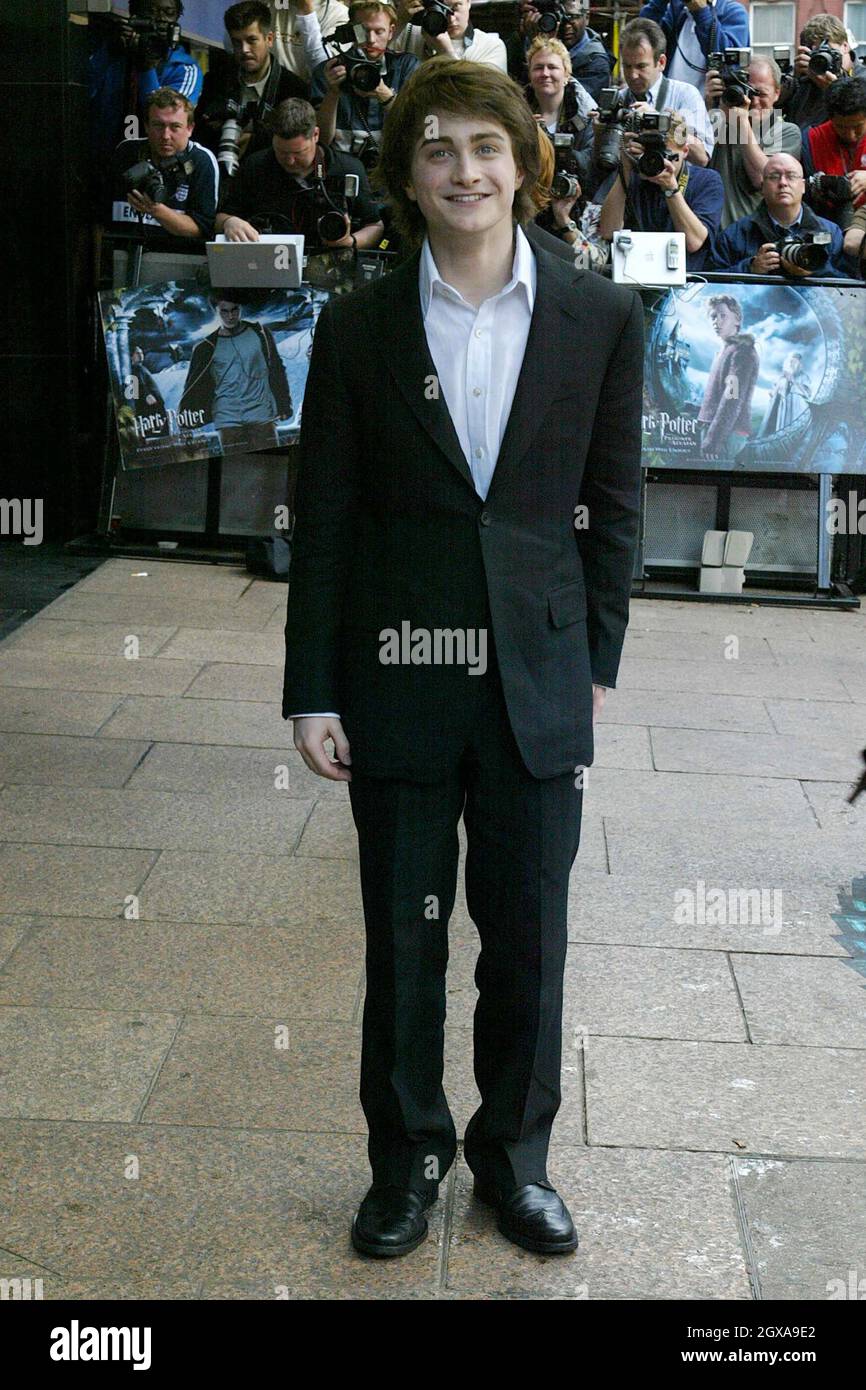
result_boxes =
[768,208,804,230]
[418,222,537,318]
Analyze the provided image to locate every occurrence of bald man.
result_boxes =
[711,152,849,278]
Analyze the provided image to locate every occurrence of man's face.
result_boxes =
[559,3,588,49]
[748,63,780,114]
[620,39,664,98]
[272,130,319,175]
[830,110,866,146]
[446,0,471,41]
[146,104,192,158]
[762,156,805,215]
[216,301,242,329]
[405,110,524,242]
[229,22,273,77]
[356,11,395,58]
[529,49,567,99]
[708,301,740,340]
[146,0,179,21]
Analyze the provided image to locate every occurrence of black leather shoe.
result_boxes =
[351,1184,438,1258]
[473,1181,579,1254]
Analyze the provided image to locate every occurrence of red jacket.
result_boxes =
[806,121,866,209]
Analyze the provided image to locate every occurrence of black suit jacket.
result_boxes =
[282,233,644,781]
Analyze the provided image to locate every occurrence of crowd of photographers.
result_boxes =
[93,0,866,280]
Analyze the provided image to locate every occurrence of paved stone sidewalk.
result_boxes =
[0,558,864,1300]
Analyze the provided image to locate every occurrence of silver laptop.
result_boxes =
[611,231,687,287]
[206,234,305,288]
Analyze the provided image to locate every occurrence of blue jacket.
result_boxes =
[89,39,203,167]
[710,201,850,278]
[638,0,750,65]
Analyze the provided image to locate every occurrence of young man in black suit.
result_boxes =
[282,57,645,1258]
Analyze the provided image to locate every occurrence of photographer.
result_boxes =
[197,2,309,175]
[706,55,800,229]
[801,76,866,233]
[89,0,203,169]
[710,154,849,278]
[637,0,749,91]
[393,0,507,71]
[614,20,714,165]
[112,88,218,240]
[274,0,352,83]
[506,3,613,99]
[598,109,723,270]
[524,37,597,191]
[215,97,385,251]
[311,2,419,155]
[782,14,856,134]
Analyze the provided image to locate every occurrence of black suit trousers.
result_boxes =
[347,639,584,1199]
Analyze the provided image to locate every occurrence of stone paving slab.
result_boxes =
[585,1037,866,1157]
[589,723,654,771]
[0,688,124,736]
[605,820,866,883]
[154,629,285,666]
[765,699,863,743]
[562,876,850,956]
[72,561,253,599]
[97,696,292,748]
[444,1148,751,1300]
[0,651,203,696]
[137,851,363,928]
[0,1006,179,1121]
[182,663,284,703]
[734,1156,866,1301]
[650,726,861,781]
[0,733,151,789]
[582,767,817,830]
[0,620,179,657]
[0,916,363,1022]
[0,786,313,855]
[0,843,158,918]
[600,690,774,734]
[800,780,866,831]
[42,591,283,631]
[126,741,345,800]
[730,954,866,1048]
[618,655,852,702]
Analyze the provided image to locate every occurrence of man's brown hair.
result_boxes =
[800,13,847,48]
[349,1,398,25]
[145,86,194,119]
[372,57,543,246]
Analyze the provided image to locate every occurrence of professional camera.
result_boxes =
[807,171,854,206]
[407,0,454,37]
[621,109,675,177]
[594,86,628,172]
[708,48,757,106]
[808,41,844,77]
[217,98,250,179]
[292,172,361,246]
[773,45,793,77]
[123,152,193,204]
[549,132,581,200]
[328,23,383,93]
[775,229,832,271]
[533,0,567,35]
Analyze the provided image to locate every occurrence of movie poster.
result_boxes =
[641,282,866,474]
[98,280,331,470]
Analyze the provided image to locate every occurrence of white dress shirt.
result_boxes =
[289,224,536,719]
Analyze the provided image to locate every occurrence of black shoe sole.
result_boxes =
[472,1182,579,1255]
[350,1214,430,1258]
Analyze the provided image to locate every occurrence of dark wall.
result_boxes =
[0,0,95,541]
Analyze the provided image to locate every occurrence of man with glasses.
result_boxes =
[711,152,849,277]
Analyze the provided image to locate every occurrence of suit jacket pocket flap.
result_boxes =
[548,580,588,629]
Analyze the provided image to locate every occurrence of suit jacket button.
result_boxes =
[479,510,491,526]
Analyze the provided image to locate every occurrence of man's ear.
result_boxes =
[658,53,667,72]
[404,181,417,203]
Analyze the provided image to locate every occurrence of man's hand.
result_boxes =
[551,191,581,225]
[849,170,866,200]
[704,67,723,107]
[324,55,347,89]
[591,684,607,725]
[683,0,708,8]
[293,716,352,781]
[127,189,159,217]
[645,156,680,193]
[795,45,840,88]
[751,242,781,274]
[374,79,395,104]
[223,215,260,242]
[320,213,354,247]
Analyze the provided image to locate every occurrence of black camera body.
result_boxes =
[124,152,192,205]
[594,86,628,171]
[775,229,832,271]
[807,171,854,206]
[533,0,567,36]
[408,0,454,37]
[621,109,675,177]
[549,132,581,200]
[708,48,757,107]
[808,42,844,77]
[329,22,383,93]
[773,45,793,77]
[287,172,360,247]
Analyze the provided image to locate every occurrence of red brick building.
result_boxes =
[700,1,864,53]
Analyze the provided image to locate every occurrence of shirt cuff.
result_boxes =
[288,711,341,718]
